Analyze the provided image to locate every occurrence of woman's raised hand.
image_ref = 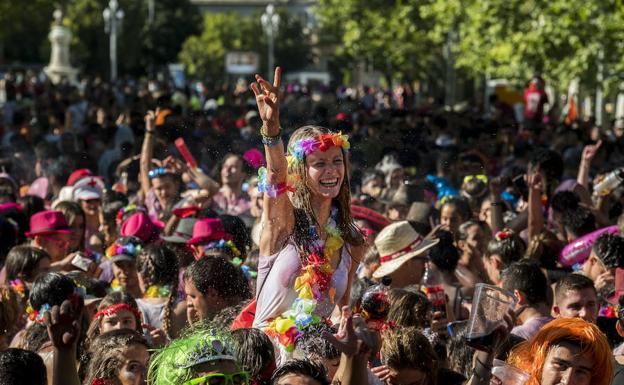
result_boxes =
[250,67,281,133]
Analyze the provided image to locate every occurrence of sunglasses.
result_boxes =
[40,235,70,249]
[463,174,488,185]
[182,371,249,385]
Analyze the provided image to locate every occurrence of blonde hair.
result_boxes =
[287,126,364,255]
[507,318,613,385]
[0,285,21,343]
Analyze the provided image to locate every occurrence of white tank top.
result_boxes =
[253,242,352,328]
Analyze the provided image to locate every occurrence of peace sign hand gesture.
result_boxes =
[250,67,281,135]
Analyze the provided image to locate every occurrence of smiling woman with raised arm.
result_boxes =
[249,67,365,357]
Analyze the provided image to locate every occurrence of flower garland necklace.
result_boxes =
[144,284,172,299]
[265,208,344,352]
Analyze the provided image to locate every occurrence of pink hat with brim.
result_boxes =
[187,218,232,245]
[25,210,72,237]
[119,212,163,243]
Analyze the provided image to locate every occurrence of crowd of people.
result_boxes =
[0,66,624,385]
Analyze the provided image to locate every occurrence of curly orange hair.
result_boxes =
[507,318,612,385]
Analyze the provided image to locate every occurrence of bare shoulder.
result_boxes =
[348,242,369,265]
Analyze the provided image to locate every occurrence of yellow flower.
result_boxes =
[275,318,295,334]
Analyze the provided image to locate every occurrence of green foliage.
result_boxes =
[421,0,624,91]
[178,9,311,81]
[316,0,440,82]
[0,0,57,64]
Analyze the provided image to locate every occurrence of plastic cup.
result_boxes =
[465,283,516,352]
[491,359,530,385]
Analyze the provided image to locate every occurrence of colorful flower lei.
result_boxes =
[289,132,350,162]
[145,284,172,299]
[265,211,344,352]
[9,278,26,298]
[200,239,241,258]
[26,303,51,323]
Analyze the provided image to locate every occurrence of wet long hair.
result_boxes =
[136,245,179,338]
[83,329,148,385]
[287,126,364,256]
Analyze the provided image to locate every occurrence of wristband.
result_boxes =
[262,135,282,147]
[260,124,282,139]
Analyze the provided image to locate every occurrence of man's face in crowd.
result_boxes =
[540,341,593,385]
[553,288,599,324]
[152,175,178,207]
[35,233,70,262]
[221,156,245,187]
[386,257,426,288]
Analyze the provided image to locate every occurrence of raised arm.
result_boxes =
[139,110,156,201]
[250,67,295,256]
[577,140,601,190]
[527,172,544,241]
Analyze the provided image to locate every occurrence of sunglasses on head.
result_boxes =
[182,371,249,385]
[148,167,172,179]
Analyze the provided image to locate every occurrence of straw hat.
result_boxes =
[372,221,439,279]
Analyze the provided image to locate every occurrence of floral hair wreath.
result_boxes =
[288,132,351,162]
[200,239,241,258]
[257,132,350,198]
[116,204,146,225]
[495,229,514,241]
[105,242,143,259]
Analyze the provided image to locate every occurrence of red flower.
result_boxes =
[317,134,334,152]
[495,231,510,241]
[92,379,108,385]
[307,253,326,266]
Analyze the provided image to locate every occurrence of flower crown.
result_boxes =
[105,242,143,259]
[116,204,146,225]
[288,132,350,162]
[201,239,241,258]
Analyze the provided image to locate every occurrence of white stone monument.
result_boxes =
[44,9,78,84]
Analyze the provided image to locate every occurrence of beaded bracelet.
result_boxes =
[258,181,295,198]
[262,135,282,147]
[261,124,282,139]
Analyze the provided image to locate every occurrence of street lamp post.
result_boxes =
[261,4,280,76]
[103,0,124,82]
